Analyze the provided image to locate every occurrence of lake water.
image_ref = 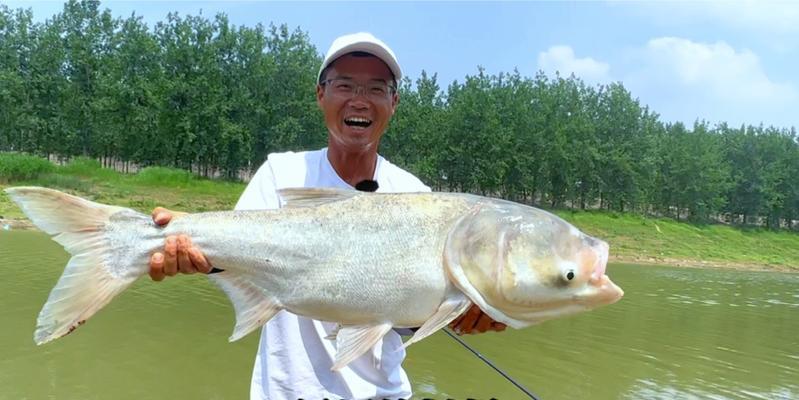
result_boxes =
[1,230,797,399]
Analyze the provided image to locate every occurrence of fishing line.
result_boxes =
[443,328,541,400]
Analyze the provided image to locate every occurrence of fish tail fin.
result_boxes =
[5,187,146,344]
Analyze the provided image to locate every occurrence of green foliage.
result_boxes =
[134,166,194,186]
[60,156,103,173]
[0,2,321,178]
[58,156,119,181]
[0,153,55,182]
[34,173,93,192]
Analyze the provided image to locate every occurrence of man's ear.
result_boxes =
[316,84,325,108]
[390,92,400,115]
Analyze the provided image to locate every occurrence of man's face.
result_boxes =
[317,53,399,153]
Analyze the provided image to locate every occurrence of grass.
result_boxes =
[0,155,245,218]
[1,153,797,271]
[556,210,799,271]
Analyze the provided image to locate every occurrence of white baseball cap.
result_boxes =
[318,32,402,83]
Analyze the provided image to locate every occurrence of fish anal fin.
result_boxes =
[209,273,281,341]
[332,323,393,371]
[400,292,472,350]
[277,188,361,208]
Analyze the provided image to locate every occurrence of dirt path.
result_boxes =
[0,218,34,230]
[611,255,796,273]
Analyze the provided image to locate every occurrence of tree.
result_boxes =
[383,71,447,188]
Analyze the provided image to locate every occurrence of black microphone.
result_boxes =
[354,179,379,192]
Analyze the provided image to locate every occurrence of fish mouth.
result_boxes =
[587,239,623,305]
[588,275,624,305]
[590,239,609,282]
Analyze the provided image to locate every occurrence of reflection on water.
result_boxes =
[2,231,798,399]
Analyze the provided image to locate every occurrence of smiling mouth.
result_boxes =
[344,117,372,128]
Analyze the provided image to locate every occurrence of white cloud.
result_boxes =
[623,37,798,127]
[644,37,794,101]
[537,45,611,84]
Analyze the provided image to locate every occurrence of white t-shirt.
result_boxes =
[235,148,430,400]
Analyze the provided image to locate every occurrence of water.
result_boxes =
[1,230,797,399]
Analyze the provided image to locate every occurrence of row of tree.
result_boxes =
[1,1,797,229]
[0,1,323,177]
[386,70,798,229]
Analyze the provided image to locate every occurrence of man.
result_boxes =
[148,32,504,399]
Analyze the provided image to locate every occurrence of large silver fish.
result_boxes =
[5,186,623,370]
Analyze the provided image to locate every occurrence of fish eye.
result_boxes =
[566,270,575,281]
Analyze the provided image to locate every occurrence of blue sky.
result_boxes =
[7,1,799,129]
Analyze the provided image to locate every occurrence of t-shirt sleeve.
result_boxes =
[398,169,432,193]
[235,160,281,211]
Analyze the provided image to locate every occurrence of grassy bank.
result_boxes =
[2,156,797,271]
[556,210,798,271]
[0,157,245,220]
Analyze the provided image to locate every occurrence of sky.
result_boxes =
[5,0,799,130]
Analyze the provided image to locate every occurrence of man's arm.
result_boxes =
[449,304,507,334]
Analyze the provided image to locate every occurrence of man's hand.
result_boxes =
[148,207,212,281]
[449,304,507,335]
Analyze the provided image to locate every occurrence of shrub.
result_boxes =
[135,166,194,186]
[59,157,120,181]
[0,153,55,183]
[36,173,92,192]
[60,156,102,175]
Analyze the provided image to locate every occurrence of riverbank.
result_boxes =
[2,160,797,272]
[556,210,798,272]
[610,256,796,273]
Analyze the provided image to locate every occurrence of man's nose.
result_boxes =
[348,96,370,109]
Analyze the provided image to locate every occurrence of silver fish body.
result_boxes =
[6,187,623,370]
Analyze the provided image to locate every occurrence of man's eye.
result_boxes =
[369,86,387,95]
[335,83,354,91]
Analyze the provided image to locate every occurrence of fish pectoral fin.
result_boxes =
[331,323,393,371]
[277,188,361,208]
[400,292,472,350]
[208,273,281,341]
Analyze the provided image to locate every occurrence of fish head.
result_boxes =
[445,200,624,329]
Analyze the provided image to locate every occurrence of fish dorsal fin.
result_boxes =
[331,323,393,371]
[277,188,362,209]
